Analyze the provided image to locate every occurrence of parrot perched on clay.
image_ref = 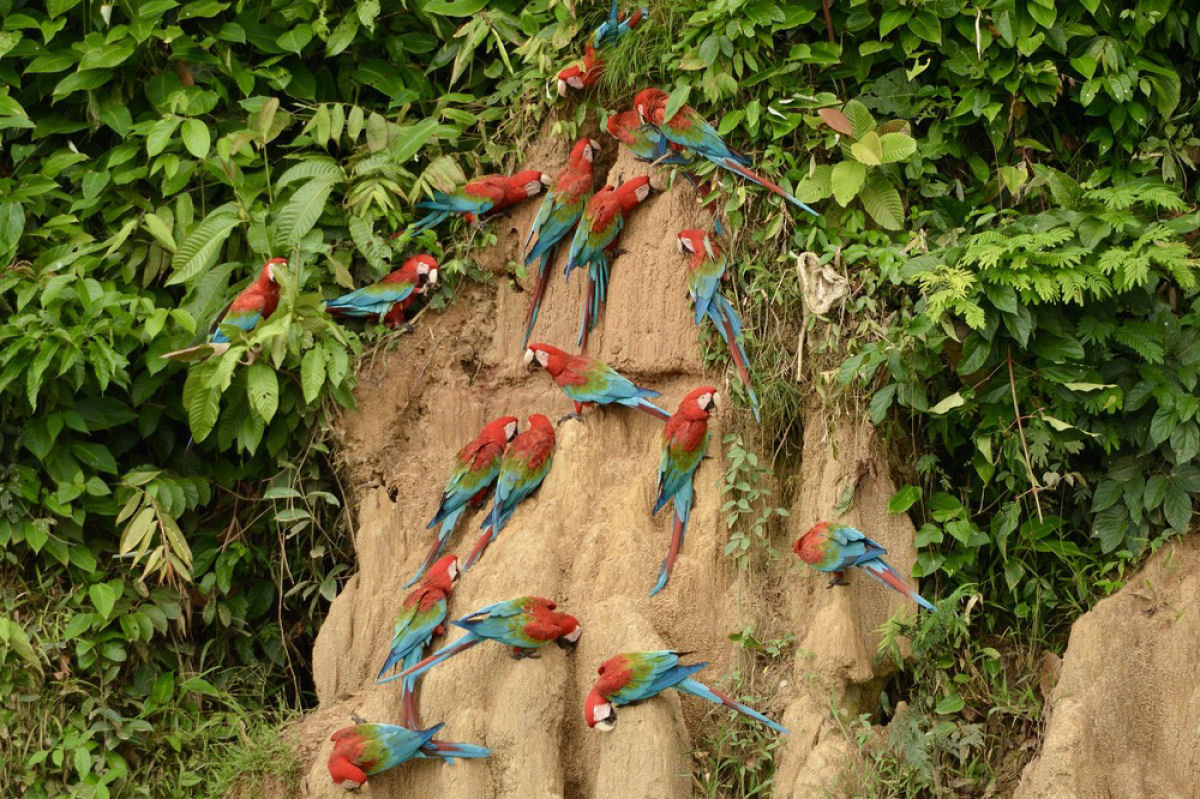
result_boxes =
[403,416,519,588]
[395,596,582,683]
[522,139,598,347]
[650,386,717,596]
[376,554,460,728]
[584,650,788,734]
[524,343,668,420]
[676,230,760,421]
[606,110,712,196]
[634,88,818,216]
[557,44,605,96]
[564,176,651,347]
[395,170,551,242]
[327,721,490,789]
[162,257,286,360]
[794,521,936,611]
[465,414,557,571]
[592,0,647,47]
[325,255,438,329]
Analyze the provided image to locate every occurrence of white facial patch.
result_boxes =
[505,420,518,440]
[634,183,650,202]
[557,79,568,97]
[339,779,363,789]
[678,236,692,254]
[699,392,713,409]
[427,268,438,285]
[592,702,615,731]
[266,264,277,282]
[563,625,582,642]
[526,180,545,196]
[523,348,536,366]
[447,561,459,581]
[569,76,584,89]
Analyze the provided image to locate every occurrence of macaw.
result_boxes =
[584,650,787,734]
[327,721,489,789]
[396,596,582,683]
[162,257,286,360]
[524,343,668,420]
[794,521,936,611]
[676,230,760,421]
[564,176,651,347]
[396,170,551,241]
[522,139,598,348]
[593,0,647,48]
[465,414,556,571]
[557,44,605,96]
[403,416,519,588]
[376,554,460,728]
[634,88,818,217]
[325,255,438,329]
[606,110,712,197]
[650,386,717,596]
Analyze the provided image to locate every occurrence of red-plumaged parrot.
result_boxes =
[584,650,787,734]
[327,721,489,789]
[395,596,582,683]
[524,343,668,420]
[162,257,286,360]
[465,414,556,571]
[606,110,712,196]
[395,170,551,242]
[403,416,519,588]
[325,254,438,329]
[557,44,605,96]
[564,176,651,347]
[376,554,460,728]
[676,230,760,421]
[794,521,936,611]
[650,386,717,595]
[522,138,598,347]
[634,88,818,216]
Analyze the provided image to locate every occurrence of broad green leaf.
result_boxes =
[168,204,240,285]
[276,24,313,54]
[88,581,120,617]
[878,132,917,163]
[422,0,486,15]
[301,345,326,404]
[859,173,904,230]
[908,11,941,44]
[246,361,279,423]
[935,693,964,714]
[326,16,359,56]
[391,118,440,164]
[841,99,876,138]
[183,362,221,442]
[0,617,42,674]
[275,159,345,191]
[929,391,965,415]
[850,131,884,166]
[52,70,112,99]
[664,84,692,124]
[146,116,181,157]
[142,212,177,252]
[275,177,337,248]
[830,160,866,207]
[180,119,211,159]
[888,485,921,514]
[77,43,135,71]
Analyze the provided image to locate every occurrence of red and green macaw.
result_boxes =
[325,254,438,329]
[376,554,460,728]
[522,139,598,348]
[593,0,647,47]
[650,386,717,595]
[524,343,668,420]
[163,257,285,361]
[606,110,713,197]
[404,416,519,588]
[564,176,652,347]
[557,44,605,96]
[465,414,556,571]
[584,650,787,734]
[327,721,489,789]
[676,230,760,421]
[794,521,936,611]
[634,88,818,217]
[395,596,582,683]
[396,170,551,242]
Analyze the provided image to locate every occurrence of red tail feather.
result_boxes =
[725,161,791,203]
[638,403,670,422]
[719,313,752,388]
[464,527,493,571]
[401,685,420,728]
[875,563,919,599]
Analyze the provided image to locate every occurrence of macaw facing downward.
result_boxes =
[557,45,605,96]
[522,138,598,348]
[376,554,460,728]
[524,343,668,420]
[794,521,936,611]
[677,230,760,421]
[396,170,551,242]
[593,0,647,48]
[403,416,519,588]
[325,255,438,329]
[395,596,582,683]
[564,176,651,347]
[584,650,787,734]
[465,414,556,571]
[650,386,717,596]
[162,257,286,360]
[327,721,490,789]
[634,88,818,217]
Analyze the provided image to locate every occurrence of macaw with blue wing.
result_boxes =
[395,596,582,683]
[606,110,712,197]
[325,255,438,328]
[376,554,460,728]
[404,416,519,588]
[524,343,668,420]
[794,521,937,611]
[465,414,556,571]
[327,721,489,789]
[584,650,787,734]
[522,139,598,348]
[650,386,717,595]
[593,0,647,47]
[395,170,550,242]
[677,229,760,421]
[162,257,286,361]
[635,88,818,217]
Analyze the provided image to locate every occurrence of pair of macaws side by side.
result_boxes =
[584,650,787,734]
[395,170,551,244]
[795,521,937,611]
[556,0,647,95]
[327,720,489,789]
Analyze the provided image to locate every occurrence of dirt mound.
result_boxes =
[1015,537,1200,799]
[251,129,924,798]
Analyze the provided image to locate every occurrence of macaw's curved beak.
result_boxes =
[555,625,583,649]
[557,79,568,97]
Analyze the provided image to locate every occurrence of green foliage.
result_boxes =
[721,433,789,564]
